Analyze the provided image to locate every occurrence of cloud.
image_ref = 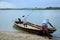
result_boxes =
[0,1,16,8]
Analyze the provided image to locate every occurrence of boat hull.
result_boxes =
[14,23,56,36]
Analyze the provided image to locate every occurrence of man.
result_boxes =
[21,15,28,27]
[42,19,54,39]
[15,18,21,24]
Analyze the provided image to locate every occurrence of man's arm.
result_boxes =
[48,22,54,27]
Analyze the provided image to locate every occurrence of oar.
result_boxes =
[49,22,54,27]
[48,22,55,29]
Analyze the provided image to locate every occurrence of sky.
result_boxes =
[0,0,60,8]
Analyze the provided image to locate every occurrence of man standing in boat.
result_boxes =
[21,15,28,27]
[42,19,54,39]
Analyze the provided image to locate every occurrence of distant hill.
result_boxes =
[46,7,60,9]
[0,7,60,10]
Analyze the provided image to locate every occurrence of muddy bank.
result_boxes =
[0,31,51,40]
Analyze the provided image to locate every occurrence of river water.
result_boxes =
[0,10,60,40]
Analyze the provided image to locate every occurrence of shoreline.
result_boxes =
[0,30,51,40]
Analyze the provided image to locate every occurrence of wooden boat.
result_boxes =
[14,21,56,35]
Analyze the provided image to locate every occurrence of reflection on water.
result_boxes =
[52,35,60,40]
[13,24,34,34]
[13,24,28,33]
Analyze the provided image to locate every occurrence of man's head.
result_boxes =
[22,15,25,17]
[46,19,49,22]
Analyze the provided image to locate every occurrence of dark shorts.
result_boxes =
[23,22,27,25]
[42,23,48,30]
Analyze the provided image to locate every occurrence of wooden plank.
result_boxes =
[15,23,41,30]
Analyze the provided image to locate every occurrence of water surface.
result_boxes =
[0,10,60,40]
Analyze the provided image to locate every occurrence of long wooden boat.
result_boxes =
[14,21,56,35]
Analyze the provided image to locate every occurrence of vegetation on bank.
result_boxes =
[0,7,60,10]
